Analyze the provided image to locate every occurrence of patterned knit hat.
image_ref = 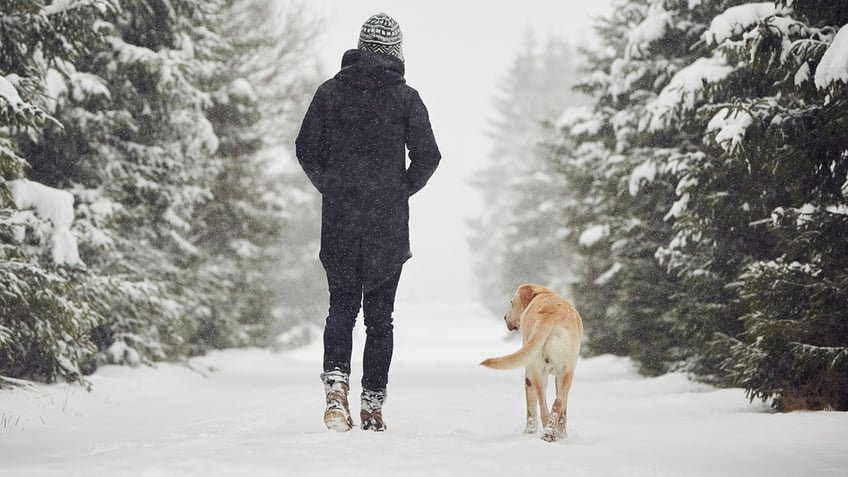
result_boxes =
[358,13,404,62]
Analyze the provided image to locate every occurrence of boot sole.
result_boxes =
[324,410,353,432]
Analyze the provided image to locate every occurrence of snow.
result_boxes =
[168,229,200,256]
[815,23,848,89]
[109,37,160,66]
[70,72,111,102]
[831,204,848,215]
[628,160,657,196]
[795,61,812,86]
[8,179,82,266]
[608,58,649,101]
[106,340,142,367]
[230,239,259,259]
[703,3,786,46]
[796,203,818,226]
[626,9,671,59]
[579,224,609,247]
[665,192,690,221]
[44,68,68,113]
[229,78,258,102]
[594,262,622,285]
[664,174,698,222]
[556,105,602,136]
[41,0,74,15]
[162,206,190,232]
[1,301,845,476]
[707,107,753,153]
[0,75,23,105]
[7,4,846,469]
[646,55,735,131]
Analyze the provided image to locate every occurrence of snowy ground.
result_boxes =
[1,301,846,477]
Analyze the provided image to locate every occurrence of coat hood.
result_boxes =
[335,49,406,90]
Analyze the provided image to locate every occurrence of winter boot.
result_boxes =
[360,388,387,431]
[321,370,353,432]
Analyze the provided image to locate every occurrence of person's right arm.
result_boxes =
[405,89,441,196]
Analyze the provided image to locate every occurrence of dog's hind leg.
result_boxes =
[556,370,575,439]
[542,370,574,442]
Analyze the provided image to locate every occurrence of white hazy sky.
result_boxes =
[300,1,614,303]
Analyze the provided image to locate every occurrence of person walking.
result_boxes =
[295,12,441,432]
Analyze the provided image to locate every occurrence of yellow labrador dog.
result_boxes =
[481,284,583,442]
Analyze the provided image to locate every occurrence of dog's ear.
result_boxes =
[518,285,539,308]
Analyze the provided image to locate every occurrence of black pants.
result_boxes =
[323,270,401,391]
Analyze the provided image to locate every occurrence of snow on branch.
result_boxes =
[70,71,111,102]
[646,55,735,132]
[626,9,671,59]
[789,342,848,369]
[814,24,848,90]
[41,0,114,16]
[8,179,82,266]
[629,160,657,196]
[706,107,753,154]
[108,36,160,68]
[579,224,610,247]
[703,3,789,46]
[1,74,59,131]
[42,0,77,15]
[556,105,602,136]
[0,76,23,105]
[594,262,622,285]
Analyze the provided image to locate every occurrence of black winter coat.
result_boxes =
[296,49,441,291]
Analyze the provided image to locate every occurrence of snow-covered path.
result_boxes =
[1,302,846,476]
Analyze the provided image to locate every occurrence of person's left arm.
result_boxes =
[295,84,332,194]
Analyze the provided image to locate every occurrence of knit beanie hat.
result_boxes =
[358,13,404,62]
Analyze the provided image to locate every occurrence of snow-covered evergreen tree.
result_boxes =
[707,0,848,410]
[1,0,117,383]
[4,0,323,381]
[546,0,691,374]
[189,0,324,350]
[549,0,847,405]
[19,0,229,365]
[472,37,587,315]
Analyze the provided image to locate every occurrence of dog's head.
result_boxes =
[503,284,545,331]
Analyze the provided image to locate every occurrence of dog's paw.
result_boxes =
[556,423,568,440]
[540,427,568,442]
[524,418,539,434]
[541,428,558,442]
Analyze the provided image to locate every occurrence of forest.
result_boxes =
[475,0,848,411]
[2,0,848,413]
[1,0,325,385]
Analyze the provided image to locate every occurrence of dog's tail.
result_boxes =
[479,318,555,369]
